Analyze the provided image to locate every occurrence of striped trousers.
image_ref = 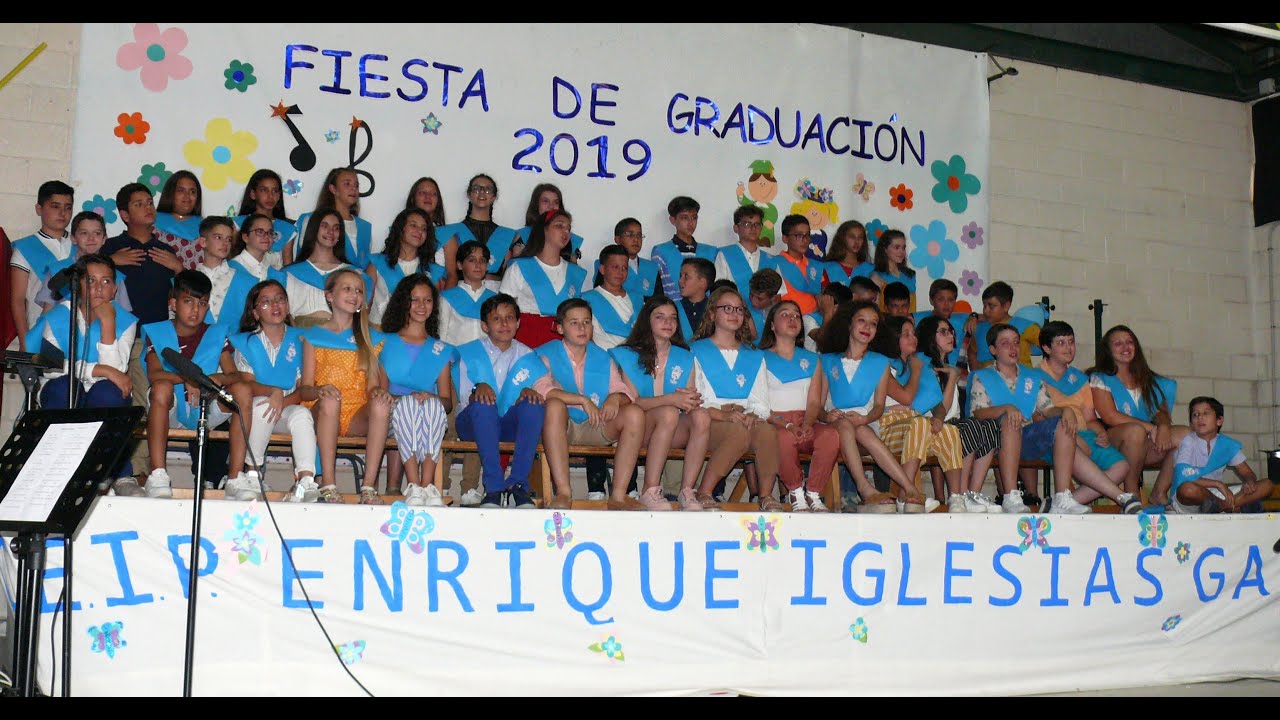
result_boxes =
[878,407,964,472]
[390,394,449,462]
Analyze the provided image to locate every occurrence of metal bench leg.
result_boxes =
[338,452,365,495]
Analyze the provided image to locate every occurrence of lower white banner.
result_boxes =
[3,497,1279,696]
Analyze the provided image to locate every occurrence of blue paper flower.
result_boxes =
[82,195,118,225]
[589,635,625,661]
[908,221,959,279]
[1162,615,1182,632]
[1175,541,1191,564]
[930,154,982,214]
[865,218,889,245]
[849,617,868,643]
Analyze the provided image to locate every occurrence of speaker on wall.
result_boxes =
[1253,93,1280,226]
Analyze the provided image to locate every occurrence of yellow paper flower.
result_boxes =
[182,118,258,191]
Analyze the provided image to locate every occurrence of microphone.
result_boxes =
[160,346,238,410]
[47,263,84,299]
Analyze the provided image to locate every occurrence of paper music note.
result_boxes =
[348,116,375,198]
[0,421,102,523]
[271,101,316,172]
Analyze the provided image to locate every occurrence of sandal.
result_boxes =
[358,486,384,505]
[900,492,927,514]
[759,497,786,512]
[859,491,898,514]
[696,493,721,510]
[316,484,342,503]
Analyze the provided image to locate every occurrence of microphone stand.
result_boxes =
[63,265,85,409]
[182,385,214,697]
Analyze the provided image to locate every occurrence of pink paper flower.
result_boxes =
[116,23,193,92]
[960,221,985,249]
[960,269,984,296]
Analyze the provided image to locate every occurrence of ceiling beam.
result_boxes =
[1155,23,1256,76]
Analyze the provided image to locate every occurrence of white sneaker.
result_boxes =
[787,487,809,512]
[1116,492,1142,515]
[947,493,967,513]
[586,491,607,501]
[1051,490,1091,515]
[287,476,320,503]
[1002,489,1029,514]
[924,498,941,513]
[627,489,640,499]
[966,490,1002,513]
[459,488,485,507]
[225,471,262,502]
[422,484,445,507]
[404,484,426,507]
[144,468,173,499]
[111,477,146,497]
[805,490,829,513]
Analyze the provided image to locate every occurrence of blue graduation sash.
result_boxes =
[33,300,137,366]
[974,316,1039,364]
[651,241,717,293]
[371,253,446,288]
[451,339,547,415]
[609,345,693,398]
[1093,372,1177,422]
[973,366,1040,418]
[205,265,260,328]
[295,212,374,268]
[228,326,305,390]
[512,257,585,315]
[235,215,297,254]
[301,325,358,351]
[875,269,916,294]
[436,222,518,275]
[690,338,764,401]
[143,320,232,429]
[717,244,770,291]
[826,260,875,284]
[1034,365,1089,397]
[375,332,455,394]
[154,213,202,241]
[592,257,661,297]
[516,225,585,259]
[774,253,823,295]
[891,353,944,415]
[440,284,496,321]
[913,311,966,365]
[279,262,371,298]
[748,305,766,344]
[1172,434,1244,493]
[677,301,697,342]
[764,347,819,383]
[823,351,890,411]
[13,234,64,282]
[583,288,641,339]
[537,340,612,423]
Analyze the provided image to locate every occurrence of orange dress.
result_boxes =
[307,343,383,434]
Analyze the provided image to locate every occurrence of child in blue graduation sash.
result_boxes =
[153,170,204,271]
[610,296,710,511]
[869,229,917,314]
[715,205,773,294]
[10,180,74,351]
[226,279,317,502]
[500,208,586,349]
[964,281,1039,370]
[773,214,823,317]
[1033,320,1140,514]
[367,208,443,327]
[1088,324,1190,504]
[298,269,392,504]
[822,220,874,287]
[817,300,922,513]
[196,217,259,330]
[274,208,368,327]
[759,300,839,512]
[403,176,454,288]
[229,213,278,283]
[584,244,643,351]
[287,167,374,268]
[746,268,782,347]
[652,196,717,300]
[534,298,647,511]
[1170,396,1270,514]
[515,183,586,262]
[913,279,967,367]
[451,293,548,509]
[868,315,964,513]
[883,282,913,319]
[234,168,293,268]
[31,254,139,494]
[600,218,660,298]
[35,210,114,312]
[685,287,784,511]
[140,270,252,499]
[439,240,497,347]
[376,276,454,508]
[914,315,1003,513]
[676,257,715,341]
[434,174,517,290]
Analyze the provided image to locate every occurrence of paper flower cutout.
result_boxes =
[283,179,304,197]
[336,640,366,666]
[1017,515,1051,553]
[379,501,435,555]
[588,635,625,661]
[113,112,150,145]
[741,514,781,553]
[959,269,984,297]
[960,221,984,250]
[115,23,193,92]
[217,503,268,576]
[909,221,959,279]
[324,130,341,144]
[1162,615,1182,632]
[1138,512,1168,549]
[82,195,118,224]
[865,218,889,244]
[421,113,443,135]
[888,183,914,212]
[137,162,172,195]
[849,617,869,643]
[182,118,258,191]
[931,154,982,214]
[87,621,127,659]
[223,60,257,92]
[545,511,575,550]
[1175,541,1191,564]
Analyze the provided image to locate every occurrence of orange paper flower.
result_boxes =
[888,183,913,211]
[114,112,150,145]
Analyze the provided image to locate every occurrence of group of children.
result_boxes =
[9,174,1270,514]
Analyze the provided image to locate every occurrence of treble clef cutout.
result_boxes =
[348,116,375,198]
[270,101,316,172]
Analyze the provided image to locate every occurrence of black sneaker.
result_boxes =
[1200,496,1223,514]
[508,486,536,509]
[479,491,504,508]
[1241,500,1264,514]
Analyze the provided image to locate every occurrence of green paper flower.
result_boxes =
[930,154,982,214]
[137,162,172,195]
[223,60,257,92]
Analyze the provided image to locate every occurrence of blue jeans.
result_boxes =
[457,399,545,494]
[40,375,134,478]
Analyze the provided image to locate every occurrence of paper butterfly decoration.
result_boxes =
[336,640,366,665]
[852,173,875,202]
[1138,512,1168,549]
[1017,515,1051,553]
[87,621,126,659]
[545,511,574,550]
[283,179,304,197]
[379,501,434,554]
[741,514,780,553]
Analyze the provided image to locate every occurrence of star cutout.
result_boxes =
[350,116,364,130]
[420,113,443,135]
[270,101,289,118]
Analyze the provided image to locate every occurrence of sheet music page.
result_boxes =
[0,421,103,523]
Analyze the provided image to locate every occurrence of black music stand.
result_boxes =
[0,406,143,697]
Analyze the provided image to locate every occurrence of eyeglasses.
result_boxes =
[621,231,646,240]
[715,305,747,315]
[256,296,288,309]
[787,232,812,240]
[469,186,496,196]
[737,221,762,229]
[937,326,955,335]
[249,228,274,238]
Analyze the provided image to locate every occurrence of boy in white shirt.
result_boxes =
[10,180,74,350]
[196,216,258,328]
